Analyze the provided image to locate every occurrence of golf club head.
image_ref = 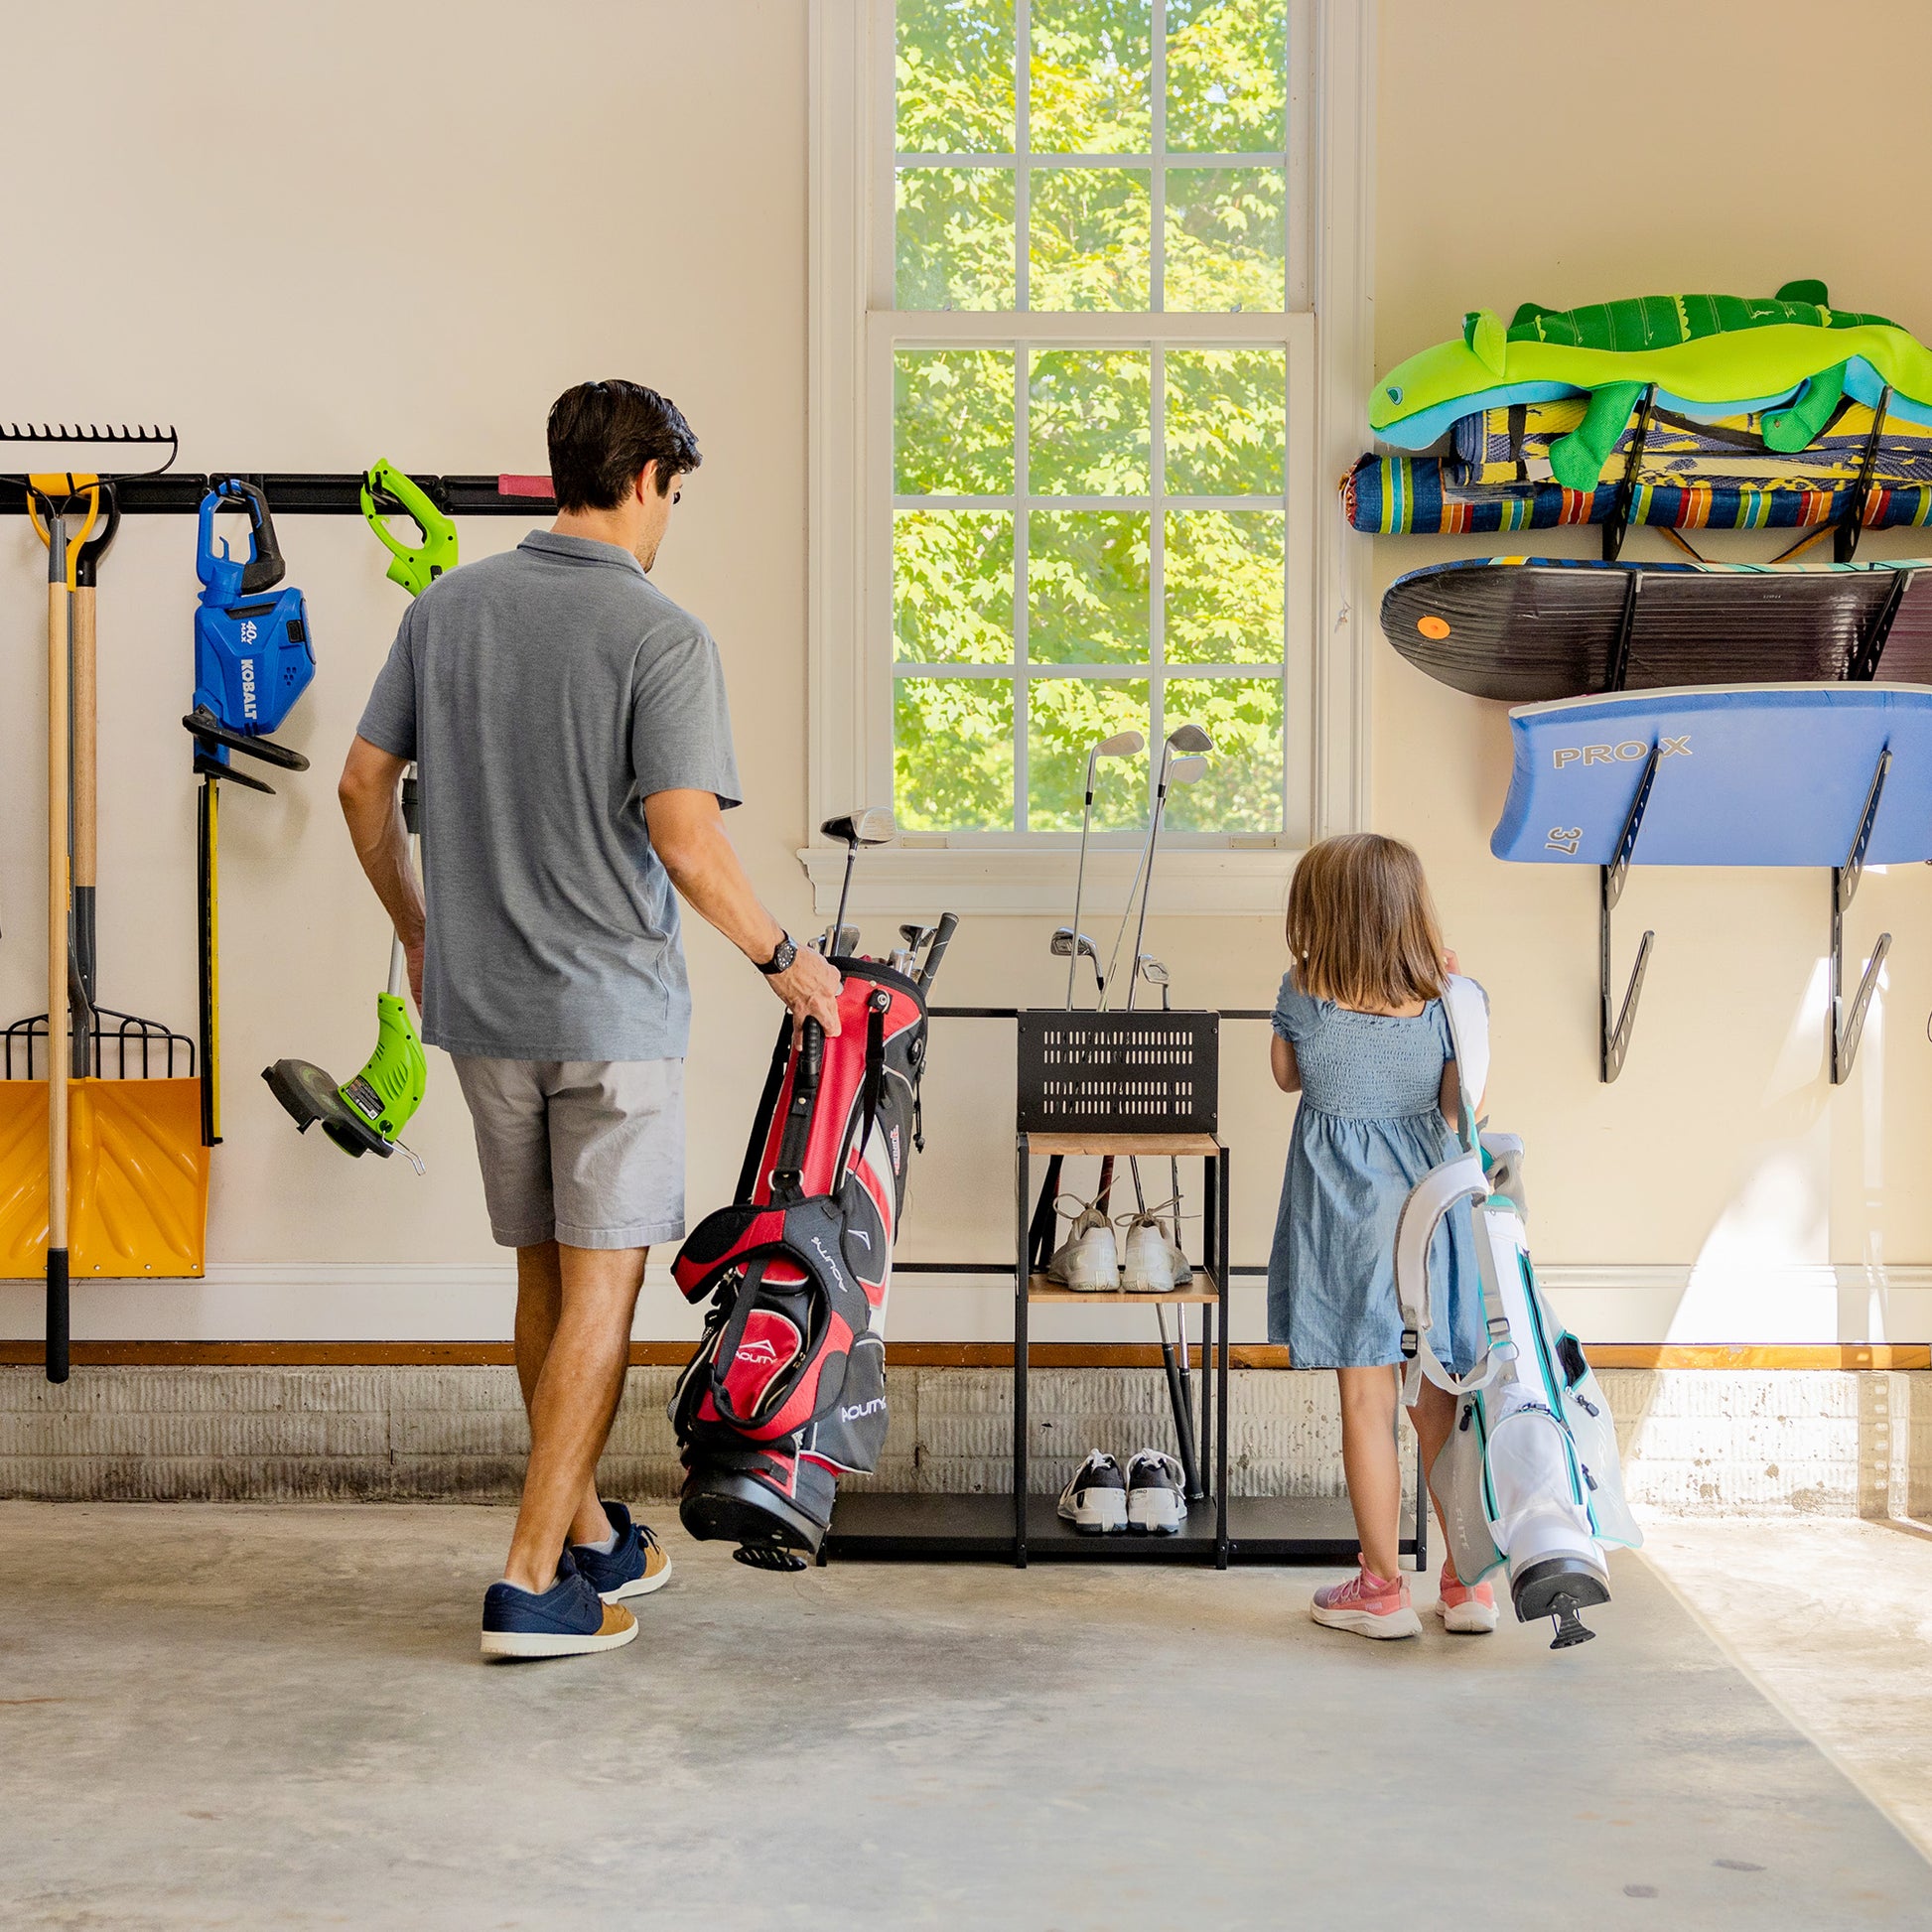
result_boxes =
[1093,730,1146,759]
[1165,724,1213,756]
[899,922,936,947]
[1167,755,1208,785]
[1137,954,1171,989]
[820,806,897,849]
[1049,925,1099,961]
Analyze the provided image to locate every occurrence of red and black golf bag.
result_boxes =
[671,960,928,1562]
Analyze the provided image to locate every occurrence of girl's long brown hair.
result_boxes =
[1285,834,1446,1012]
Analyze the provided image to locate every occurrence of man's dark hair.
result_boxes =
[546,380,702,512]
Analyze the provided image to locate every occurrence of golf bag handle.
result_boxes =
[770,1018,824,1200]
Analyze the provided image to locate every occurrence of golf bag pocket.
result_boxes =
[1430,1400,1506,1587]
[802,1334,889,1476]
[671,1191,872,1446]
[1555,1331,1640,1549]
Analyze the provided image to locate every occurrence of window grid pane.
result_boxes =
[890,0,1296,840]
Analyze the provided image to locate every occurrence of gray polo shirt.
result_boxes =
[355,530,741,1061]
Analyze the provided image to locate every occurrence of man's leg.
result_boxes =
[511,1241,612,1551]
[502,1242,648,1594]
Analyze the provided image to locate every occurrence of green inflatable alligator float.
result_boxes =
[1372,281,1932,491]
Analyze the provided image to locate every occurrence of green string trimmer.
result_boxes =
[262,461,448,1167]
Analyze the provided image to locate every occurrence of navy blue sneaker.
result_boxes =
[481,1548,637,1660]
[570,1499,673,1604]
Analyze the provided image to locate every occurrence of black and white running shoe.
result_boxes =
[1057,1450,1129,1535]
[1126,1449,1188,1535]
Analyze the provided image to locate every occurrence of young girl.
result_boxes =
[1268,833,1496,1640]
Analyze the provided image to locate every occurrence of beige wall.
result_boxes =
[0,1,1924,1348]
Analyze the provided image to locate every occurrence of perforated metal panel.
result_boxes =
[1015,1010,1219,1135]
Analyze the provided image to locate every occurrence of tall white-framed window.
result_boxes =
[809,0,1372,915]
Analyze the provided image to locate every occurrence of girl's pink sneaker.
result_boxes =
[1435,1560,1499,1634]
[1311,1561,1422,1639]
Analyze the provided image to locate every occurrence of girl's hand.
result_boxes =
[1443,947,1460,977]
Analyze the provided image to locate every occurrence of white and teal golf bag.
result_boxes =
[1394,977,1641,1648]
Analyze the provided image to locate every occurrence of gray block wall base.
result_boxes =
[1,1366,1927,1519]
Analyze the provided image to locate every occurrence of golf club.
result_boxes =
[1050,926,1105,1003]
[1065,730,1144,1007]
[821,806,896,948]
[813,923,860,957]
[1137,954,1172,1010]
[1104,728,1211,1007]
[898,921,937,979]
[916,910,959,989]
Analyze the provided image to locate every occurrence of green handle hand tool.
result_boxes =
[360,459,458,598]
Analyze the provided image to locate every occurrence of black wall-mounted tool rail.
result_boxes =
[1,472,557,516]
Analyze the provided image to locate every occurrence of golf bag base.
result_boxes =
[679,1449,835,1558]
[1513,1553,1610,1635]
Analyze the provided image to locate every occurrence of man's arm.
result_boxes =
[644,787,843,1035]
[340,736,426,1006]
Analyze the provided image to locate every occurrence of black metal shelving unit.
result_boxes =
[821,1007,1427,1571]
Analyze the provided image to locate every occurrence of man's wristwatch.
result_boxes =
[757,933,798,977]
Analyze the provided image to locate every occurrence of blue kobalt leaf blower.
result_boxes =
[183,479,314,793]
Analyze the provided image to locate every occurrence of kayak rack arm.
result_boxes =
[1599,743,1660,1084]
[1831,745,1892,1085]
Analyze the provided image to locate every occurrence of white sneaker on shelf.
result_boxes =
[1126,1449,1188,1535]
[1119,1212,1176,1294]
[1047,1199,1119,1292]
[1057,1450,1129,1535]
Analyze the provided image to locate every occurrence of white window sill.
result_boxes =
[796,844,1300,918]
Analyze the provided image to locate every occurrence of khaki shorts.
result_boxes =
[450,1057,685,1251]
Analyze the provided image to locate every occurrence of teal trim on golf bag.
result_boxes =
[1395,978,1641,1615]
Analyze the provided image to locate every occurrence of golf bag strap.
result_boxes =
[1440,975,1489,1155]
[771,1019,825,1200]
[735,1016,795,1204]
[834,993,890,1184]
[1394,1149,1496,1405]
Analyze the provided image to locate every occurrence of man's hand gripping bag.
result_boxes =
[670,963,926,1564]
[1394,977,1640,1648]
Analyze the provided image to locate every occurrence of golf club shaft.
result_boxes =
[832,841,858,948]
[1155,1303,1204,1499]
[1104,747,1172,1008]
[1067,756,1097,1008]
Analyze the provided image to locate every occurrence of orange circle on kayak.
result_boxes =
[1417,615,1451,639]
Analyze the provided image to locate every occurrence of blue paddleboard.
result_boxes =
[1491,683,1932,867]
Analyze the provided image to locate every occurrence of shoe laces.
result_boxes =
[1055,1193,1112,1236]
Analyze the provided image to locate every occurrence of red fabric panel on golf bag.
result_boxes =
[671,961,925,1523]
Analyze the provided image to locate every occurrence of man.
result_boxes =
[341,379,842,1660]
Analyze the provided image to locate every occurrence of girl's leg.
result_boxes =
[1336,1366,1403,1580]
[1406,1376,1457,1550]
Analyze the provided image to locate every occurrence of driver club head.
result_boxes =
[820,806,897,849]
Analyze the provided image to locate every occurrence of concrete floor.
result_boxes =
[3,1505,1927,1930]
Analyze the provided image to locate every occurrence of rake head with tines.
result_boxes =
[0,422,179,483]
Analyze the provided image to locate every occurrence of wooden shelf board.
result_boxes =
[1027,1272,1219,1306]
[1023,1132,1222,1158]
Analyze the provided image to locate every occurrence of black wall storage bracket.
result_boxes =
[1598,742,1660,1083]
[1831,744,1892,1085]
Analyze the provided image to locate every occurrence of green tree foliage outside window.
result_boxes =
[892,0,1293,838]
